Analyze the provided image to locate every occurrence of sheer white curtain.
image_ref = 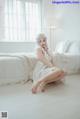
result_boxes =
[0,0,5,40]
[3,0,41,42]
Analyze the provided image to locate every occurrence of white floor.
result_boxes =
[0,74,80,119]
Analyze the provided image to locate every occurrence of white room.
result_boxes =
[0,0,80,119]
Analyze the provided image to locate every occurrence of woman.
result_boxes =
[32,33,65,94]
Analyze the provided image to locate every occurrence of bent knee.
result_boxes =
[53,68,64,75]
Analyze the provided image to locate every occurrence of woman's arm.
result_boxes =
[43,45,55,66]
[36,48,53,67]
[47,50,55,66]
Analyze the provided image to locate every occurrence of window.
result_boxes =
[4,0,41,42]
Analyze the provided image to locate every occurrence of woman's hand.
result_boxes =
[36,48,44,60]
[36,47,53,67]
[43,45,48,52]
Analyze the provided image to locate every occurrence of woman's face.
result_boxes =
[38,38,47,48]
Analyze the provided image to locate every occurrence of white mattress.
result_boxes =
[0,56,28,84]
[0,53,37,85]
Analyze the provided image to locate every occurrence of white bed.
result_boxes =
[0,53,37,85]
[0,40,80,85]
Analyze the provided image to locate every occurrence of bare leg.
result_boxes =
[32,69,65,94]
[38,71,65,92]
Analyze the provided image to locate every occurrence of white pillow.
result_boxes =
[55,40,72,53]
[68,42,80,54]
[52,53,80,74]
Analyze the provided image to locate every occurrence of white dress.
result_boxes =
[32,47,58,81]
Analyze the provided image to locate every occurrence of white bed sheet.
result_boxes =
[0,53,37,85]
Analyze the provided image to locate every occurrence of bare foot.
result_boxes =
[38,82,46,92]
[31,81,41,94]
[31,86,37,94]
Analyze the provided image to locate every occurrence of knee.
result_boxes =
[54,68,64,75]
[38,79,47,85]
[60,69,64,74]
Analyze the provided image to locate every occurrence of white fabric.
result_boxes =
[54,40,80,74]
[32,47,60,81]
[68,42,80,54]
[0,51,80,85]
[55,40,80,54]
[0,53,37,85]
[55,40,72,53]
[52,53,80,74]
[0,0,5,40]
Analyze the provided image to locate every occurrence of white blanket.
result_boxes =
[0,53,37,85]
[0,52,80,85]
[53,53,80,74]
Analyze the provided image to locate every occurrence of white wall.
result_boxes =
[41,0,80,51]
